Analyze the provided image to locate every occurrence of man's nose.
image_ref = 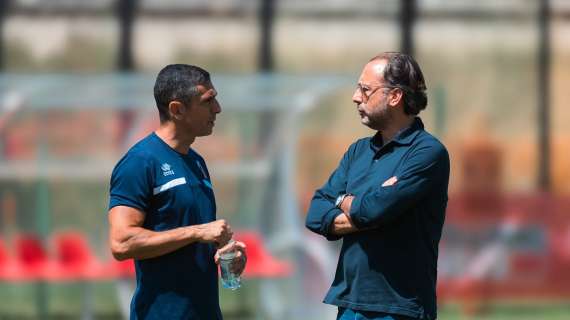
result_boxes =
[352,89,363,105]
[212,100,222,114]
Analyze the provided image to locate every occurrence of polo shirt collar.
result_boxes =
[393,117,424,145]
[370,117,424,151]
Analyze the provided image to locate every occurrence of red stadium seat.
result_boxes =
[0,238,29,281]
[52,232,118,280]
[234,231,293,278]
[14,234,66,281]
[109,259,136,278]
[8,230,291,282]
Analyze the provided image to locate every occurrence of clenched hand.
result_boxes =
[194,219,233,247]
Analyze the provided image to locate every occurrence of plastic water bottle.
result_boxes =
[219,242,241,290]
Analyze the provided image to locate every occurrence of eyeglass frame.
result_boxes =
[355,83,404,103]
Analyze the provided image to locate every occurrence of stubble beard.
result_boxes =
[360,101,392,131]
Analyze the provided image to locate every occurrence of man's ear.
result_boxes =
[388,88,404,107]
[168,101,186,120]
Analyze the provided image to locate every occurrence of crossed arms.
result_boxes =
[305,142,449,240]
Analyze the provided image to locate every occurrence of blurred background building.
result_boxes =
[0,0,570,319]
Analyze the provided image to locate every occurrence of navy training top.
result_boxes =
[305,118,450,320]
[109,132,221,320]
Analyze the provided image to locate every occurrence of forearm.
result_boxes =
[349,186,415,228]
[111,225,202,261]
[305,151,352,239]
[305,193,343,239]
[349,145,449,228]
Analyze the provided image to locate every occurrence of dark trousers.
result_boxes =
[337,307,417,320]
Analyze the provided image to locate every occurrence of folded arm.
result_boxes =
[305,144,361,239]
[348,143,449,229]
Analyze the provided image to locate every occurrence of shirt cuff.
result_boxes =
[323,209,344,241]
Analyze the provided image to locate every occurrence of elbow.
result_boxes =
[304,216,312,230]
[112,252,128,261]
[304,212,315,230]
[305,222,317,234]
[305,215,321,234]
[110,241,131,261]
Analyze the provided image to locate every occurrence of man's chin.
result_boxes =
[361,120,380,131]
[361,118,373,127]
[196,129,214,137]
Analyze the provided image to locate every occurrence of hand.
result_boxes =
[331,212,358,235]
[215,240,247,275]
[340,195,354,214]
[194,219,233,247]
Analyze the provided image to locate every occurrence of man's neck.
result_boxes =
[380,116,415,142]
[155,122,195,154]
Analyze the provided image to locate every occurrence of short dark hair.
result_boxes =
[153,64,211,122]
[370,52,427,115]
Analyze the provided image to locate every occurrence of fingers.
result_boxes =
[214,241,247,272]
[223,241,246,257]
[216,240,236,254]
[233,242,246,260]
[340,195,355,214]
[230,254,247,275]
[216,242,241,259]
[212,219,233,247]
[220,220,233,244]
[214,245,234,265]
[232,241,247,274]
[233,241,246,250]
[217,234,232,248]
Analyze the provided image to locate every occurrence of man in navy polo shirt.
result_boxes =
[306,52,450,320]
[108,64,246,319]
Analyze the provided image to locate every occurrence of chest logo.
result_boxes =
[161,163,175,176]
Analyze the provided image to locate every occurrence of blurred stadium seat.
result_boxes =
[234,231,293,278]
[52,231,124,280]
[0,238,29,281]
[14,234,63,281]
[5,232,136,282]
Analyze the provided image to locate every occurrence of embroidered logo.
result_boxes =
[161,163,175,176]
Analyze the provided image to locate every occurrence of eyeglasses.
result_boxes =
[355,84,396,103]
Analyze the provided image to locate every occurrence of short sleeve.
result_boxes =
[108,152,153,213]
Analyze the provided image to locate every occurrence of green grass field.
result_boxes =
[0,282,569,319]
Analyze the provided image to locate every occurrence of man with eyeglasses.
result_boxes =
[306,52,450,320]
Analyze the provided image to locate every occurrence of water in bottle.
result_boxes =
[220,251,241,290]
